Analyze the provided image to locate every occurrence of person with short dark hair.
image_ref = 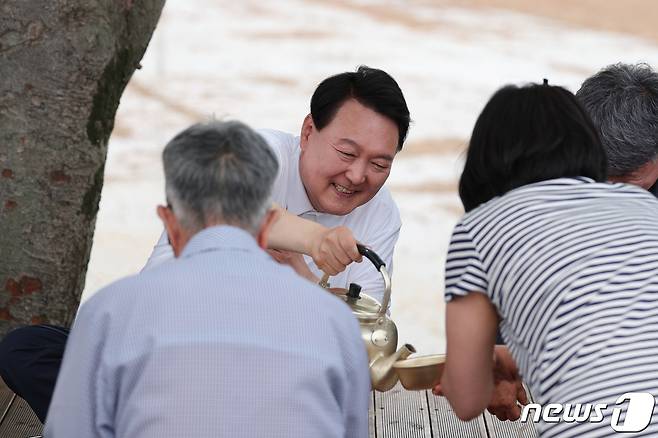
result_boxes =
[459,84,606,212]
[576,62,658,190]
[44,121,371,437]
[310,66,410,152]
[145,65,409,304]
[439,83,658,437]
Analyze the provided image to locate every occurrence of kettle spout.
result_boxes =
[370,343,416,392]
[392,343,416,361]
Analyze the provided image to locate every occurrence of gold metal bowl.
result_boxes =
[393,354,446,390]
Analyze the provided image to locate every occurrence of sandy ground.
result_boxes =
[82,0,658,355]
[440,0,658,44]
[310,0,658,43]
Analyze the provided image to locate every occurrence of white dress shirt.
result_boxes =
[143,129,402,306]
[45,226,371,438]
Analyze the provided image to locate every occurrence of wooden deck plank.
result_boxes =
[0,397,42,438]
[0,377,16,425]
[369,390,376,438]
[482,411,538,438]
[374,383,432,438]
[427,392,488,438]
[0,378,43,438]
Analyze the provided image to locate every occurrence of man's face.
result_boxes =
[299,98,399,216]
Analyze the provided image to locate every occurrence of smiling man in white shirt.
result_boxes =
[145,66,410,304]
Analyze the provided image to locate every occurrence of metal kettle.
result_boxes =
[320,244,415,392]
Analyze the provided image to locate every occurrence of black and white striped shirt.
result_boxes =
[446,177,658,437]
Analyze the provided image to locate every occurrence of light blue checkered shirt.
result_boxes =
[45,226,370,438]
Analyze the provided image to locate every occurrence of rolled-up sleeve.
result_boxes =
[445,221,488,301]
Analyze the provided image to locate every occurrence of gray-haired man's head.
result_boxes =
[576,63,658,188]
[161,121,278,239]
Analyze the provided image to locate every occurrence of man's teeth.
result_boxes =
[334,184,354,194]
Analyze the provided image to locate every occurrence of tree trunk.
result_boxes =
[0,0,165,336]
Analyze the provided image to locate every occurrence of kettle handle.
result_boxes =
[357,244,391,316]
[357,243,385,271]
[320,244,391,317]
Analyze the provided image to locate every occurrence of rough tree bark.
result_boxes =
[0,0,165,336]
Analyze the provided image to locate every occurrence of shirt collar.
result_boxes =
[285,140,316,216]
[180,225,262,259]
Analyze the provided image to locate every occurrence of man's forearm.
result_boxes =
[267,203,326,255]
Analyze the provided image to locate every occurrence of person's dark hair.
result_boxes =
[310,66,410,151]
[576,63,658,177]
[459,83,607,212]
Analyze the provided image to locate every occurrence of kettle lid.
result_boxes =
[340,282,384,317]
[320,244,392,318]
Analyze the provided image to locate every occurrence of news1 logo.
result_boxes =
[610,393,655,432]
[520,392,656,432]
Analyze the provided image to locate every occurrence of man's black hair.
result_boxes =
[310,66,410,151]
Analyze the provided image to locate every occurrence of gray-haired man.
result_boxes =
[45,121,370,438]
[576,62,658,191]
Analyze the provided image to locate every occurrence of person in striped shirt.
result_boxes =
[439,82,658,437]
[447,63,658,424]
[443,63,658,424]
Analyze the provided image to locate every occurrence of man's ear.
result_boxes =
[157,205,183,257]
[299,114,314,151]
[256,208,280,250]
